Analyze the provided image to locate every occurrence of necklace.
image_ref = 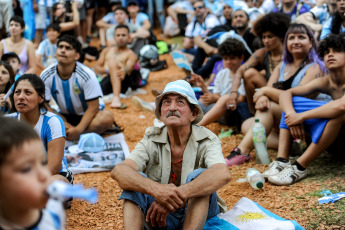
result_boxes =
[171,158,183,183]
[269,54,282,74]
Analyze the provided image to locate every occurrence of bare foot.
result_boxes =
[110,97,122,108]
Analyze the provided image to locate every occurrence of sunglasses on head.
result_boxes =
[193,5,204,10]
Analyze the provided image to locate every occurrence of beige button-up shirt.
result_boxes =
[128,125,227,212]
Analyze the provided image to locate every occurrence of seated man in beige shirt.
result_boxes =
[111,80,231,229]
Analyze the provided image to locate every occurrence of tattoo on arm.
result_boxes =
[315,73,321,78]
[244,64,254,71]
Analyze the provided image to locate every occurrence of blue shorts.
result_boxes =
[119,168,220,230]
[279,96,330,143]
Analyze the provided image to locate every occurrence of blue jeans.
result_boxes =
[147,0,165,30]
[119,168,220,230]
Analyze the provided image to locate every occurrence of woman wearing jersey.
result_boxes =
[6,74,72,184]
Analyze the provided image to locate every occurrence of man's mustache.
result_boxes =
[166,111,181,118]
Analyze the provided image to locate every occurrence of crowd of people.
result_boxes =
[0,0,345,229]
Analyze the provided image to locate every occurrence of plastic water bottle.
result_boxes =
[252,118,270,164]
[246,168,265,189]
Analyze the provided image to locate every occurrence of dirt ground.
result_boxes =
[65,52,345,229]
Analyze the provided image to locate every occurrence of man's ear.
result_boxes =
[75,52,80,61]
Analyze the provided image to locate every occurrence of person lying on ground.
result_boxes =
[96,24,138,109]
[224,24,329,167]
[40,35,114,141]
[228,13,290,114]
[263,34,345,185]
[111,80,231,229]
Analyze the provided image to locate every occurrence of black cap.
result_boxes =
[109,0,121,5]
[128,0,139,5]
[1,52,21,64]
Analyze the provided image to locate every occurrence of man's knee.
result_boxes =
[186,168,206,183]
[97,110,114,124]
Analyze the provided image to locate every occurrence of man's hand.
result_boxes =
[66,126,82,141]
[190,73,205,88]
[199,93,215,106]
[255,95,270,111]
[289,124,305,141]
[285,112,304,127]
[152,184,186,211]
[116,65,126,80]
[146,201,170,228]
[227,93,237,110]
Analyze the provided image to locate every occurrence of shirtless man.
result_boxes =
[95,24,138,109]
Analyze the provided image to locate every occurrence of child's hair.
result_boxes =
[0,117,39,167]
[57,35,81,54]
[0,60,15,93]
[252,13,290,40]
[47,23,61,33]
[1,52,21,64]
[10,74,48,112]
[218,38,246,58]
[283,24,324,70]
[115,24,130,33]
[318,33,345,59]
[114,6,129,15]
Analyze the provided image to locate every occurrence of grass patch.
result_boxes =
[301,187,345,229]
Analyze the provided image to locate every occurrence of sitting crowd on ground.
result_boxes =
[1,0,345,228]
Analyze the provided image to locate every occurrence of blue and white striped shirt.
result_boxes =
[5,111,69,173]
[41,62,104,116]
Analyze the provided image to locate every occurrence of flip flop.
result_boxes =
[102,121,124,135]
[111,103,128,109]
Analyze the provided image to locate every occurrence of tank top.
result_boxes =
[279,61,314,88]
[2,39,29,73]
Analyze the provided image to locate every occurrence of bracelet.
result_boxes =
[230,91,238,94]
[124,66,129,74]
[105,68,109,74]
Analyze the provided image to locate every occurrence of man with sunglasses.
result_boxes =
[182,0,220,56]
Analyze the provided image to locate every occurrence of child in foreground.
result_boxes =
[0,117,65,229]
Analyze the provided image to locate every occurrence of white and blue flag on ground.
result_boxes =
[204,197,304,230]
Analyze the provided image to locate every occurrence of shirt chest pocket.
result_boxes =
[146,151,162,181]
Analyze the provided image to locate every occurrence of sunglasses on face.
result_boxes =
[193,6,204,10]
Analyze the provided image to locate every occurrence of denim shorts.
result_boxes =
[119,168,220,230]
[35,5,48,29]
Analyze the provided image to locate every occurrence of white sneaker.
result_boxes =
[262,160,291,179]
[268,165,308,186]
[132,96,155,112]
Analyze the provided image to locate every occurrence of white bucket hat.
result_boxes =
[155,80,203,124]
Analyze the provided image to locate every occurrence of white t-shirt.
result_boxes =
[213,68,246,96]
[41,62,103,116]
[185,14,220,38]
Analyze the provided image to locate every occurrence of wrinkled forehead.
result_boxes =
[162,93,188,102]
